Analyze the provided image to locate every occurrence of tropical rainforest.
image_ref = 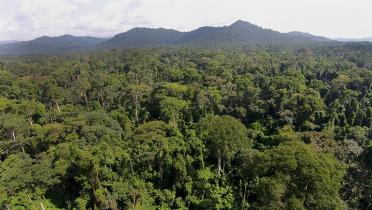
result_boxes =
[0,43,371,210]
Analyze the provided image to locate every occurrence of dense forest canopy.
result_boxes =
[0,44,371,210]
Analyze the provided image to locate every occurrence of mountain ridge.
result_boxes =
[98,20,335,49]
[0,20,340,55]
[287,31,330,42]
[0,34,108,55]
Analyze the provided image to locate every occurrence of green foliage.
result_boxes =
[0,46,371,209]
[245,142,346,210]
[199,115,251,175]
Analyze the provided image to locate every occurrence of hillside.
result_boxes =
[0,35,107,55]
[100,20,330,49]
[101,28,183,48]
[178,20,324,47]
[287,31,330,42]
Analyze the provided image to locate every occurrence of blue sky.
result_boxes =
[0,0,371,41]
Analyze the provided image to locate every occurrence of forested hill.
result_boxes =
[0,20,334,55]
[101,20,330,48]
[0,35,108,55]
[176,20,330,47]
[100,28,183,49]
[287,31,331,42]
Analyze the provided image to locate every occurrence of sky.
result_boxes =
[0,0,371,41]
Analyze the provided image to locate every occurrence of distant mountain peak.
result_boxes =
[36,36,51,39]
[230,20,255,27]
[60,34,74,38]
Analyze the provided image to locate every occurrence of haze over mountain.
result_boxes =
[336,37,372,42]
[0,20,336,55]
[0,40,18,45]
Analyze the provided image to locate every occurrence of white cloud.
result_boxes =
[0,0,79,40]
[21,0,77,16]
[68,0,148,37]
[0,0,371,41]
[71,0,92,4]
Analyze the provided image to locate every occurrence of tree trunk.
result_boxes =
[172,113,176,125]
[134,104,139,123]
[11,130,16,141]
[132,194,137,206]
[133,93,139,123]
[28,196,36,210]
[40,203,46,210]
[217,150,222,176]
[159,160,163,183]
[84,92,88,105]
[91,184,99,209]
[129,160,134,175]
[55,101,61,113]
[243,182,247,203]
[222,158,226,174]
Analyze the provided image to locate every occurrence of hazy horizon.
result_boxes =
[0,0,371,41]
